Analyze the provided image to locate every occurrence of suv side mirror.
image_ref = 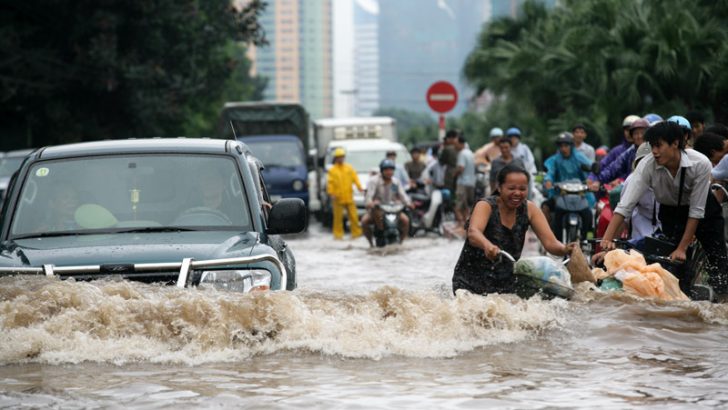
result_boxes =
[267,198,308,234]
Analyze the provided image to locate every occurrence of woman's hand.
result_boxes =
[484,243,501,261]
[563,242,578,255]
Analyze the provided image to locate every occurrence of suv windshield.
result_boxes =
[11,154,252,237]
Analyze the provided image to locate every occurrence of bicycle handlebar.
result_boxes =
[585,237,684,266]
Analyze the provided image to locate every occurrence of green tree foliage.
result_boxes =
[463,0,728,162]
[0,0,267,149]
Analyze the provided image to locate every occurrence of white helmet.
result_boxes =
[622,115,641,128]
[489,127,504,138]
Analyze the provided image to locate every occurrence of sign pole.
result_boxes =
[426,81,458,142]
[438,114,445,141]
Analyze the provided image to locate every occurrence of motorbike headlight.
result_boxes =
[292,179,305,191]
[199,270,271,293]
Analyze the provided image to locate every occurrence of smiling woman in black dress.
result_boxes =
[453,164,575,295]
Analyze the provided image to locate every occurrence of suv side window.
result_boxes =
[246,158,271,220]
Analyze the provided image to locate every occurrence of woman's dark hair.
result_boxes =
[644,121,685,149]
[705,123,728,139]
[497,137,513,145]
[693,132,725,158]
[496,163,530,187]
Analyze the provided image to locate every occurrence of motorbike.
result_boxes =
[474,163,489,200]
[593,180,624,252]
[407,183,448,237]
[553,180,592,244]
[373,202,406,247]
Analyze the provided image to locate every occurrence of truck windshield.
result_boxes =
[327,148,409,172]
[11,154,252,237]
[245,140,304,168]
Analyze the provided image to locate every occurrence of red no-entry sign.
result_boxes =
[426,81,458,113]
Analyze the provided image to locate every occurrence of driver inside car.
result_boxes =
[361,159,412,247]
[177,168,234,226]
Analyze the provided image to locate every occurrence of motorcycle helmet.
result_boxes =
[622,115,641,127]
[333,147,346,157]
[629,118,649,131]
[667,115,691,132]
[379,159,396,172]
[555,131,574,145]
[506,127,522,137]
[489,127,504,138]
[632,142,652,170]
[643,113,663,126]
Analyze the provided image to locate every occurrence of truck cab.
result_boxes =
[219,102,311,207]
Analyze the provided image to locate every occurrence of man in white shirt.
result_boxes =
[453,134,476,227]
[506,127,537,197]
[572,123,596,162]
[602,122,727,295]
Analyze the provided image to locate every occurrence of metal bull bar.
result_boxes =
[0,255,288,290]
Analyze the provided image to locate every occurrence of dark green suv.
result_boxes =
[0,138,306,291]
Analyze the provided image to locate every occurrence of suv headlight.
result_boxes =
[292,179,305,191]
[199,270,271,293]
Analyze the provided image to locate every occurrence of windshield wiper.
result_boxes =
[114,227,202,234]
[12,231,100,240]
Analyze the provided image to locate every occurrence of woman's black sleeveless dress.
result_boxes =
[452,195,530,295]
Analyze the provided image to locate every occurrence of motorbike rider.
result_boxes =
[596,115,640,174]
[542,132,595,240]
[686,111,706,138]
[385,150,410,188]
[489,137,524,194]
[474,127,504,165]
[588,118,649,191]
[361,159,412,247]
[404,147,426,188]
[506,127,537,197]
[601,121,727,294]
[572,123,596,162]
[666,115,693,148]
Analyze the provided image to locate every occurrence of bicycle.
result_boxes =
[583,236,713,301]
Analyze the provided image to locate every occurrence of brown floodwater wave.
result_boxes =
[1,276,727,367]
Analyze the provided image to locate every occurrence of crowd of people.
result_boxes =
[325,112,728,299]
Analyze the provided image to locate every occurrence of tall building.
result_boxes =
[352,0,379,116]
[255,0,333,119]
[377,0,492,115]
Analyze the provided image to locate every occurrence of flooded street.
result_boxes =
[2,225,728,409]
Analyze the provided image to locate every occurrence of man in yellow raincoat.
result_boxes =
[327,148,363,239]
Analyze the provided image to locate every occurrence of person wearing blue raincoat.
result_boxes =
[542,132,595,241]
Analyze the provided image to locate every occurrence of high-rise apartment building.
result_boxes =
[254,0,333,119]
[352,0,379,116]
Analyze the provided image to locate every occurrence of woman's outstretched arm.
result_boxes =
[527,201,573,257]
